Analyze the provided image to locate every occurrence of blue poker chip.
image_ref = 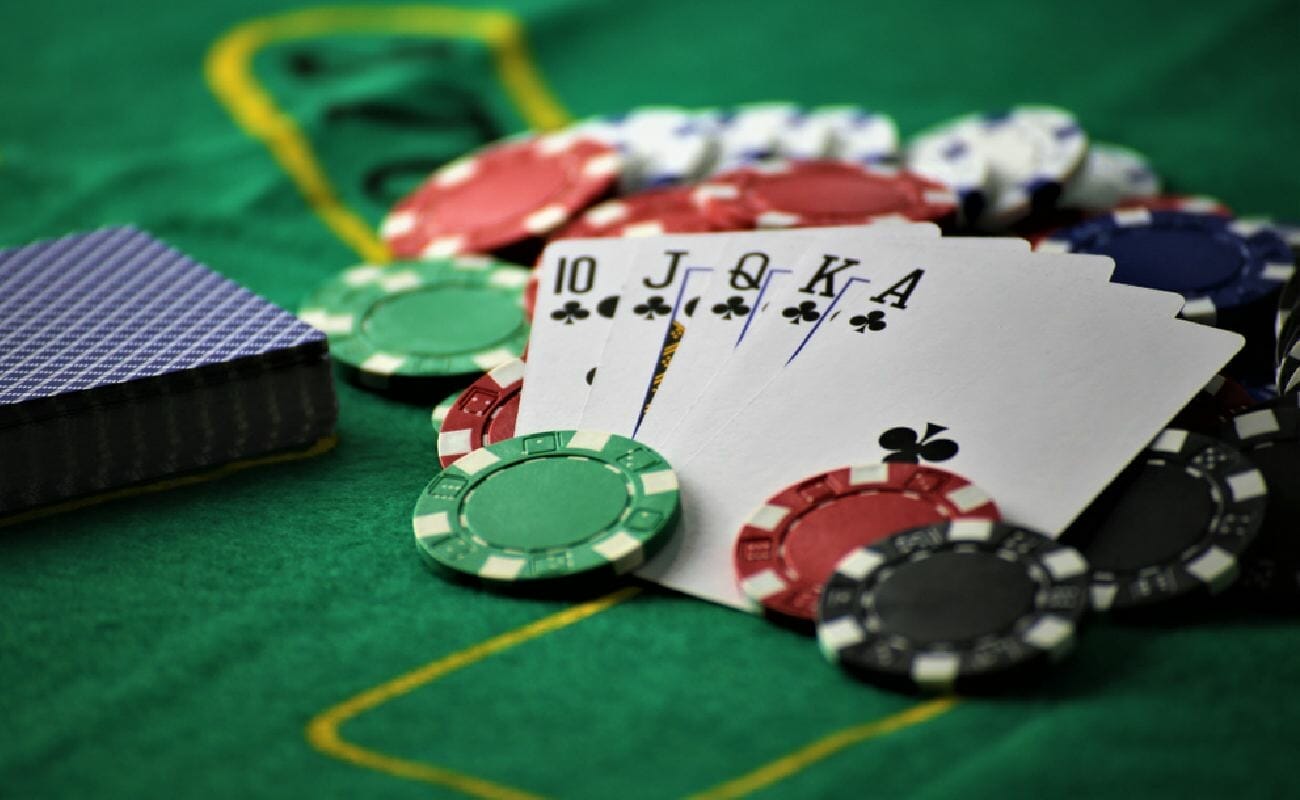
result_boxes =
[1038,209,1296,324]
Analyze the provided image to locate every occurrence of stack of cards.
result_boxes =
[0,227,338,520]
[513,223,1244,608]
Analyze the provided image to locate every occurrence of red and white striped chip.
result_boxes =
[383,133,622,259]
[438,358,526,467]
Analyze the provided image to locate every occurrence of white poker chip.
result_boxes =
[777,105,899,165]
[909,106,1089,230]
[576,107,717,191]
[1060,142,1161,211]
[710,102,802,173]
[905,122,990,225]
[833,110,900,165]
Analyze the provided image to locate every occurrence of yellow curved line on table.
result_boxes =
[686,697,959,800]
[305,586,641,800]
[204,5,573,263]
[305,576,957,799]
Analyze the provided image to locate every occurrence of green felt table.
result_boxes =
[3,1,1300,797]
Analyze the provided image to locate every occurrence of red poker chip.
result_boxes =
[437,358,524,467]
[692,159,958,230]
[551,185,719,240]
[1113,194,1234,217]
[732,462,1000,622]
[381,133,622,259]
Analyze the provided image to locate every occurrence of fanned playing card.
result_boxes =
[519,227,1244,609]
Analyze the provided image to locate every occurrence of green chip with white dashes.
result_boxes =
[299,257,529,380]
[412,430,681,582]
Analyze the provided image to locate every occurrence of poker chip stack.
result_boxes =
[0,227,338,520]
[352,101,1300,398]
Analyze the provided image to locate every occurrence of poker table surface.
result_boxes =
[4,2,1299,797]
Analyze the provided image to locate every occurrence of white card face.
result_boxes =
[646,236,1068,461]
[637,259,1243,608]
[514,237,649,434]
[576,234,735,435]
[634,223,941,444]
[520,229,915,435]
[577,224,939,436]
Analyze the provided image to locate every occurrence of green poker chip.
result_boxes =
[299,257,530,383]
[412,430,681,582]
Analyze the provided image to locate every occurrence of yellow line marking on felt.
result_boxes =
[305,578,956,800]
[306,586,641,800]
[0,436,337,529]
[687,697,959,800]
[204,5,573,263]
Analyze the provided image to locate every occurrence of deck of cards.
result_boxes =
[0,227,339,520]
[514,223,1244,608]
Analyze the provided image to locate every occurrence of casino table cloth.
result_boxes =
[3,1,1300,797]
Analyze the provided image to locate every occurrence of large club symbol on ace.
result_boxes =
[879,423,958,464]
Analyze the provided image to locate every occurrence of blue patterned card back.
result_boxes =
[0,226,325,407]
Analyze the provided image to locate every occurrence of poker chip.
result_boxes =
[1275,306,1300,385]
[1059,142,1160,211]
[904,123,988,225]
[1114,194,1234,217]
[1275,270,1299,363]
[1277,338,1300,397]
[1243,379,1281,405]
[733,463,1000,622]
[833,110,900,165]
[774,107,841,160]
[1266,219,1300,256]
[693,160,957,231]
[298,257,530,386]
[1078,428,1267,611]
[552,186,719,239]
[911,106,1088,230]
[711,102,802,173]
[437,358,524,467]
[575,108,716,191]
[381,132,622,259]
[430,388,463,439]
[1217,408,1300,605]
[816,519,1089,693]
[412,430,680,582]
[1170,373,1256,434]
[777,106,898,165]
[1037,209,1295,326]
[1259,219,1300,361]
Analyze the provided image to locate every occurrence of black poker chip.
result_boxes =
[1218,407,1300,606]
[1077,428,1268,611]
[816,520,1090,694]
